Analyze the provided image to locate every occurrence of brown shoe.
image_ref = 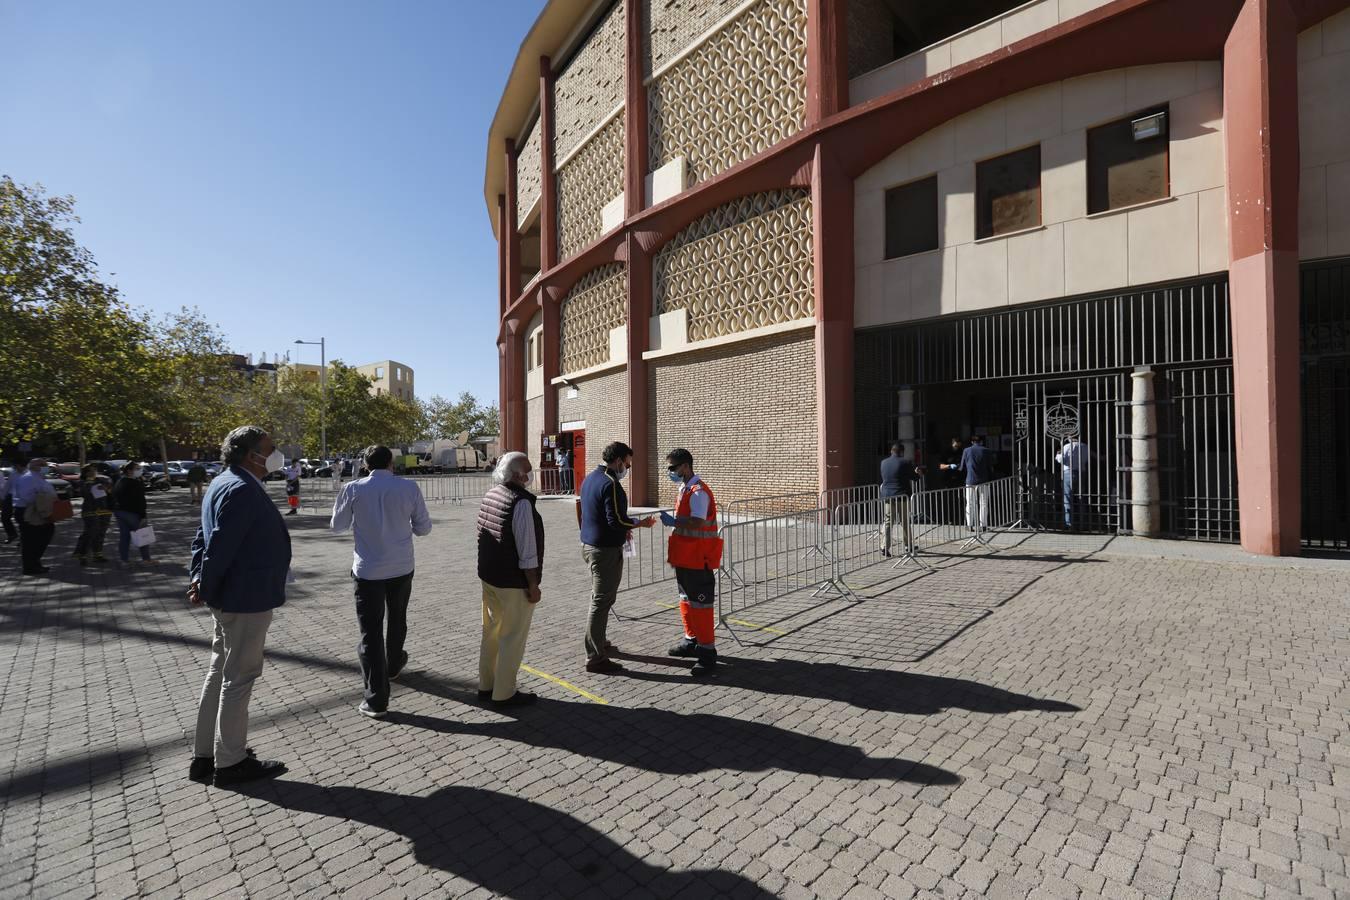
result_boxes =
[585,657,624,674]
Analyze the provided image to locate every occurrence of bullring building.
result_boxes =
[486,0,1350,555]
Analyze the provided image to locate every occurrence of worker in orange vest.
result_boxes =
[659,448,723,677]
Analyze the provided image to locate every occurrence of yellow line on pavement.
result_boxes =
[724,617,788,636]
[655,602,679,610]
[520,665,609,705]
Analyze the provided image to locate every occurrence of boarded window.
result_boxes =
[976,145,1041,239]
[884,175,939,259]
[1088,107,1169,214]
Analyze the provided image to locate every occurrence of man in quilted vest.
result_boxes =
[661,448,724,677]
[475,451,544,706]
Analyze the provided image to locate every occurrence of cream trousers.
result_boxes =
[479,581,537,702]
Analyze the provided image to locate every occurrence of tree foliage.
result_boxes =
[420,392,498,441]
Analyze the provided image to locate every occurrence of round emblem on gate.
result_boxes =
[1045,401,1080,440]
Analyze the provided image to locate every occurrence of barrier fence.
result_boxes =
[296,472,496,512]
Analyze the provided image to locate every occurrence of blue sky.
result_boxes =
[0,0,545,405]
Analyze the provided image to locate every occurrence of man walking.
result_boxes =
[330,445,433,719]
[578,441,655,674]
[955,435,998,535]
[187,460,208,503]
[661,449,723,677]
[879,442,921,557]
[187,425,290,788]
[15,458,57,575]
[1054,437,1087,530]
[330,456,345,493]
[476,452,543,706]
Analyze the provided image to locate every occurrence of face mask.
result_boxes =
[522,471,534,486]
[253,449,285,473]
[615,466,628,481]
[667,470,682,483]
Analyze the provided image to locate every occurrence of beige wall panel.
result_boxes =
[854,189,885,265]
[856,144,908,193]
[1041,130,1087,225]
[1124,62,1197,112]
[1300,166,1329,260]
[854,263,885,328]
[950,19,1002,68]
[910,249,955,319]
[1324,6,1350,54]
[907,124,955,177]
[956,240,1008,312]
[1005,83,1063,149]
[647,331,817,504]
[1003,0,1060,46]
[882,256,913,322]
[1197,186,1230,275]
[1007,225,1066,305]
[1298,53,1350,169]
[1062,70,1127,132]
[938,164,975,248]
[556,368,629,467]
[1059,0,1113,17]
[1168,87,1225,196]
[952,104,1007,166]
[1064,214,1128,294]
[526,396,544,470]
[1127,194,1199,286]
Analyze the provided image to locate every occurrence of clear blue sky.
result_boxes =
[0,0,545,405]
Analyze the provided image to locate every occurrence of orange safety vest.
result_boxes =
[667,479,723,570]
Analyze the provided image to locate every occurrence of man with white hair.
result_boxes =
[15,457,57,576]
[475,451,543,706]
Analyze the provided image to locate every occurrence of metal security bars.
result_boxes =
[1301,258,1350,549]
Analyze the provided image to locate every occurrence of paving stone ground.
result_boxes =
[1,482,1347,899]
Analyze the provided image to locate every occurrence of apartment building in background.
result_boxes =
[356,360,416,402]
[487,0,1350,554]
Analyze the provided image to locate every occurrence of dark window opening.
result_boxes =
[884,175,939,259]
[1087,106,1170,214]
[847,0,1029,79]
[976,145,1041,240]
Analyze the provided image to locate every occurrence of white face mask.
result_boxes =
[521,470,534,486]
[615,466,628,481]
[253,448,285,473]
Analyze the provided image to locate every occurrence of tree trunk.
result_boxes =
[76,429,87,466]
[160,436,169,468]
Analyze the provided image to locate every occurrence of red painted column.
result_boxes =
[503,320,527,452]
[624,0,649,216]
[811,143,854,494]
[539,56,559,272]
[497,339,509,448]
[805,0,848,126]
[541,288,560,435]
[497,194,508,316]
[504,140,522,306]
[626,232,653,507]
[1224,0,1301,555]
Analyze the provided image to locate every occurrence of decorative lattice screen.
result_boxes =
[556,116,626,261]
[516,121,542,228]
[560,264,628,373]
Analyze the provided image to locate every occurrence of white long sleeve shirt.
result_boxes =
[330,469,433,579]
[512,498,538,569]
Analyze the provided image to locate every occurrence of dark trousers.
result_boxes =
[1,496,15,541]
[75,515,111,558]
[581,544,623,659]
[353,571,414,710]
[20,520,54,573]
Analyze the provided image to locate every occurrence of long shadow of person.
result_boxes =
[609,654,1081,717]
[247,781,777,898]
[384,700,961,783]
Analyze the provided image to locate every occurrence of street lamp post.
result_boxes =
[294,337,327,460]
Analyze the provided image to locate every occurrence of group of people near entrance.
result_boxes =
[185,425,721,788]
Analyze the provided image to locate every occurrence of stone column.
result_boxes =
[1223,0,1301,554]
[539,55,558,272]
[624,0,649,216]
[811,143,855,494]
[503,321,526,452]
[805,0,848,126]
[541,288,560,435]
[504,140,521,306]
[1130,368,1161,537]
[626,232,653,507]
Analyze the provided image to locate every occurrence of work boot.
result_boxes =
[690,647,718,677]
[668,637,697,658]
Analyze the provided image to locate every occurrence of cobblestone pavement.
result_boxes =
[1,483,1348,899]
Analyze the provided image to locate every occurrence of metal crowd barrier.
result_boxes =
[296,472,497,513]
[617,511,677,595]
[715,508,836,625]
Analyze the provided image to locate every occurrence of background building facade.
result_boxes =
[487,0,1350,554]
[356,360,416,402]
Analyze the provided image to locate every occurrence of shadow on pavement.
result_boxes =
[386,700,961,784]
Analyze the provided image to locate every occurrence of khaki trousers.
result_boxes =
[194,608,273,767]
[479,582,537,702]
[881,496,912,554]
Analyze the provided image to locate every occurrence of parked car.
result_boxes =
[1,466,73,501]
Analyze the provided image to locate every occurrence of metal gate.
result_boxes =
[1012,376,1122,532]
[1158,366,1238,542]
[1301,259,1350,549]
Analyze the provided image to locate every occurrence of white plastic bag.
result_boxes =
[622,534,637,558]
[130,524,157,548]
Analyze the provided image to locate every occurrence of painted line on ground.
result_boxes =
[520,665,609,705]
[723,617,788,636]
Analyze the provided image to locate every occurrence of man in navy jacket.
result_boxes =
[187,425,291,788]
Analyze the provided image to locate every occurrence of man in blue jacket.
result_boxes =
[187,425,291,788]
[577,441,654,674]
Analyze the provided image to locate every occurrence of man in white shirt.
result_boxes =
[15,458,58,575]
[330,445,432,718]
[330,457,344,493]
[1054,438,1088,529]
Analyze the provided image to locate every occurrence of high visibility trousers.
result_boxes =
[675,566,716,647]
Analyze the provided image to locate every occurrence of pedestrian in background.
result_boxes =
[330,456,344,493]
[330,445,433,719]
[74,464,112,564]
[1,466,15,544]
[879,442,922,558]
[16,458,57,575]
[556,447,572,494]
[187,425,290,788]
[283,459,302,516]
[661,448,723,677]
[111,461,156,566]
[955,435,997,534]
[475,451,543,706]
[1055,437,1088,530]
[578,441,655,674]
[187,460,208,503]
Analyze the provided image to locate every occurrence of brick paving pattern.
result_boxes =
[1,484,1347,898]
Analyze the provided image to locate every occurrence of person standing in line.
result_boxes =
[578,441,656,674]
[283,459,302,516]
[661,448,724,677]
[1,466,16,544]
[330,456,344,493]
[111,462,157,566]
[187,425,290,787]
[953,435,997,534]
[16,458,57,575]
[475,452,544,706]
[879,442,922,558]
[74,464,113,564]
[330,445,433,719]
[555,447,571,495]
[1055,437,1087,530]
[187,460,208,503]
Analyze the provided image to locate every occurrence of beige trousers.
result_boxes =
[194,608,273,767]
[479,582,537,702]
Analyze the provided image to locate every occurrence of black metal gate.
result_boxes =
[1301,259,1350,549]
[1012,376,1121,533]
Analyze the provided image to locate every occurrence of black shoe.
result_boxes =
[478,689,494,700]
[668,638,698,658]
[286,510,297,516]
[389,651,408,680]
[358,701,387,719]
[491,691,536,707]
[212,756,286,787]
[691,647,718,677]
[22,567,49,576]
[585,657,624,674]
[188,747,257,784]
[603,641,620,655]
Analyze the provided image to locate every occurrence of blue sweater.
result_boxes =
[579,466,639,548]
